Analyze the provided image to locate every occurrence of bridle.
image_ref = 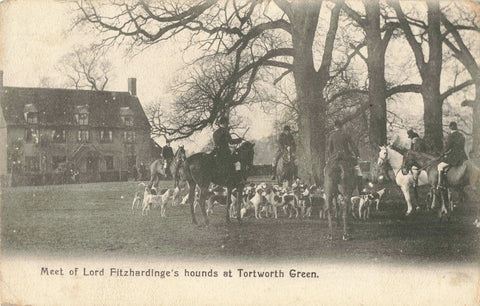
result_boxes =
[378,147,404,179]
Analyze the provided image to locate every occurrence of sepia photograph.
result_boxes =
[0,0,479,304]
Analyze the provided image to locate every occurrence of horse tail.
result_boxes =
[468,161,480,186]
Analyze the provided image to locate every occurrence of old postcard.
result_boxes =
[1,0,479,304]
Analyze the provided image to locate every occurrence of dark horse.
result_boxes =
[149,146,187,190]
[324,157,357,240]
[183,141,255,225]
[277,146,297,186]
[403,150,480,220]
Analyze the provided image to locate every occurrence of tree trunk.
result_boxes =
[472,81,480,157]
[365,1,387,151]
[289,2,325,185]
[422,1,443,153]
[422,82,443,153]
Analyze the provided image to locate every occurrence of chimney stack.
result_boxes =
[0,70,3,88]
[128,78,137,96]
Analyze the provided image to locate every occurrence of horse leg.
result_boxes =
[439,188,448,221]
[324,186,334,240]
[236,188,243,223]
[413,186,420,210]
[188,181,198,225]
[335,196,341,227]
[342,193,351,240]
[199,187,209,226]
[226,189,232,223]
[148,173,155,189]
[400,184,413,216]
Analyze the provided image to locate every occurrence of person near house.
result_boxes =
[271,125,296,180]
[437,121,468,189]
[162,139,174,178]
[132,165,138,181]
[212,116,243,181]
[139,162,146,181]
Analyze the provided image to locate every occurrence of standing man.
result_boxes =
[271,125,296,180]
[326,120,363,192]
[437,121,468,189]
[162,139,174,178]
[213,116,243,181]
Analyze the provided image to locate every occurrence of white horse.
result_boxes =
[377,145,429,216]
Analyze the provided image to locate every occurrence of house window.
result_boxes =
[52,129,66,143]
[105,156,114,170]
[26,128,39,144]
[52,156,67,171]
[100,130,113,143]
[75,113,89,125]
[77,130,90,142]
[26,113,38,124]
[123,131,136,143]
[25,156,40,172]
[121,116,134,127]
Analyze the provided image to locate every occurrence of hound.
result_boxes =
[131,191,143,214]
[369,188,386,211]
[142,187,172,217]
[350,195,371,221]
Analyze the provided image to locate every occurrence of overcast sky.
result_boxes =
[0,0,475,152]
[0,0,276,152]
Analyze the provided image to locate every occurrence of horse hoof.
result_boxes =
[342,234,351,241]
[325,234,333,241]
[405,211,412,217]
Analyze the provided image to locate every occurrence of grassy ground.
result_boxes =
[1,179,478,263]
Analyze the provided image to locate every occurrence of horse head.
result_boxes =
[175,145,186,163]
[377,145,389,168]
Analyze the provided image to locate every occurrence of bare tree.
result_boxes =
[76,0,350,183]
[57,45,113,91]
[389,0,473,152]
[441,6,480,157]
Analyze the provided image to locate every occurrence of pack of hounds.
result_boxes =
[131,179,387,221]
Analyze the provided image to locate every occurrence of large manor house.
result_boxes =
[0,71,161,186]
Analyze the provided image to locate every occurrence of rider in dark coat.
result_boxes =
[271,125,296,180]
[213,116,242,180]
[437,121,468,188]
[162,140,174,178]
[407,129,425,152]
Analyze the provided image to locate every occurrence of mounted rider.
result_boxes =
[162,139,174,178]
[407,129,425,187]
[437,121,468,189]
[212,116,243,182]
[407,129,426,152]
[271,125,296,180]
[326,120,363,190]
